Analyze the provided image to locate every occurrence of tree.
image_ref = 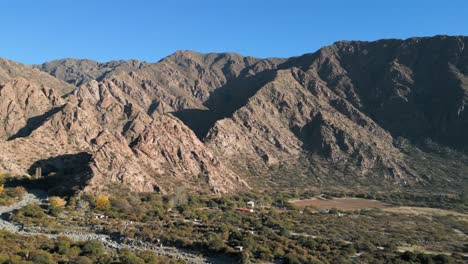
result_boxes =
[57,236,71,255]
[401,251,418,262]
[95,195,111,210]
[111,198,132,214]
[242,235,256,251]
[50,197,67,208]
[82,240,105,256]
[22,204,46,219]
[49,196,67,216]
[0,172,7,184]
[0,184,3,195]
[207,233,225,251]
[119,249,145,264]
[14,186,26,199]
[173,187,187,206]
[30,250,56,264]
[72,256,93,264]
[283,253,302,264]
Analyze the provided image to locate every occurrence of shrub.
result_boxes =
[50,197,67,208]
[30,250,56,264]
[111,198,132,214]
[56,236,71,255]
[21,204,46,219]
[119,249,145,264]
[72,256,93,264]
[95,195,111,210]
[49,197,66,217]
[82,240,105,256]
[207,233,225,251]
[67,246,82,257]
[14,186,26,199]
[283,253,302,264]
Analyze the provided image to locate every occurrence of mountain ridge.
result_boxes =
[1,35,467,195]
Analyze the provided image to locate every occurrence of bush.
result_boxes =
[49,197,67,216]
[14,186,26,199]
[95,195,111,210]
[72,256,93,264]
[119,249,145,264]
[207,233,225,251]
[283,253,302,264]
[50,197,67,208]
[111,198,132,214]
[57,237,71,255]
[82,240,105,256]
[21,204,46,219]
[67,246,82,257]
[30,250,56,264]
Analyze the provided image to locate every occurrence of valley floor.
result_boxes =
[0,190,224,264]
[1,186,467,263]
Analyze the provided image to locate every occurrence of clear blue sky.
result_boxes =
[1,0,467,64]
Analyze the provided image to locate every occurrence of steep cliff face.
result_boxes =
[1,35,467,195]
[0,57,250,195]
[290,36,468,150]
[0,58,75,140]
[204,68,410,187]
[0,79,64,140]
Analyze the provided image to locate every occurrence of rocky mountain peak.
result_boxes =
[0,35,467,195]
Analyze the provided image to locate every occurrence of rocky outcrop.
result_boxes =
[0,58,75,140]
[0,35,467,195]
[0,79,64,139]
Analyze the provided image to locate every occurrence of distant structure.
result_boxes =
[247,201,255,208]
[34,167,42,179]
[235,246,244,252]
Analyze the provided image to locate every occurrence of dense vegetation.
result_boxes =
[0,231,184,264]
[0,173,26,206]
[6,187,466,263]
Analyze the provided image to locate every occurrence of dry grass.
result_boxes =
[398,245,468,257]
[290,197,389,211]
[384,206,468,220]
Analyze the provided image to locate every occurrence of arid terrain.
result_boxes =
[0,35,467,197]
[1,35,468,263]
[290,197,389,210]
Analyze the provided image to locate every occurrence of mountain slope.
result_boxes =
[1,35,467,195]
[35,59,149,86]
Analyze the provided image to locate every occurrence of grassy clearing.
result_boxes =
[384,206,468,219]
[290,197,390,211]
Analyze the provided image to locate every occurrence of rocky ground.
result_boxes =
[0,189,226,264]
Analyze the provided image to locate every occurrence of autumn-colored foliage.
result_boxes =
[49,196,67,207]
[0,184,4,195]
[95,195,110,210]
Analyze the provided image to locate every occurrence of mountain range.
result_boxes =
[1,35,467,195]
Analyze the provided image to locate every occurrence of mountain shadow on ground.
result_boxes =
[8,152,94,196]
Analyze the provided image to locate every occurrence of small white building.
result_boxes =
[247,201,255,208]
[235,246,244,252]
